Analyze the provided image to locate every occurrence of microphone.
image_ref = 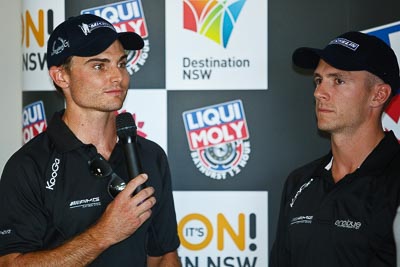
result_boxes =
[116,112,146,196]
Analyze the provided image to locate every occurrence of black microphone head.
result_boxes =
[116,112,137,138]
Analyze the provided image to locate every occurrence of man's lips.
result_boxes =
[316,105,336,117]
[105,88,124,95]
[317,108,333,113]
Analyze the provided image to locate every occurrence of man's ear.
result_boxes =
[49,66,70,89]
[371,83,391,108]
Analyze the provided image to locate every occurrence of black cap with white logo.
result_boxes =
[292,31,400,93]
[46,14,144,69]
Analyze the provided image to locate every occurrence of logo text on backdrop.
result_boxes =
[183,100,251,179]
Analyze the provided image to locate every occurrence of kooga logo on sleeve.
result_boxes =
[46,157,60,190]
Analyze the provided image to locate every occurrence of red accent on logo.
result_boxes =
[385,95,400,122]
[383,95,400,143]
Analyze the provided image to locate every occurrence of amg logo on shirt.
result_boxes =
[69,197,101,209]
[290,215,313,225]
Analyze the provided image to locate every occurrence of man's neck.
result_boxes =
[330,127,385,183]
[62,109,118,160]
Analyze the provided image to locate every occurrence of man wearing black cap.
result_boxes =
[0,14,181,266]
[270,31,400,266]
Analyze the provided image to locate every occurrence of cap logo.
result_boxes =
[79,23,91,36]
[78,21,116,36]
[51,37,70,56]
[329,37,359,51]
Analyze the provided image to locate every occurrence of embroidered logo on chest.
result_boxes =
[290,178,314,208]
[290,215,313,225]
[69,197,101,209]
[334,219,362,230]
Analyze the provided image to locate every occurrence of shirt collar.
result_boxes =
[323,131,400,175]
[325,157,333,170]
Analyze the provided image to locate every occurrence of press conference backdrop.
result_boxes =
[18,0,400,266]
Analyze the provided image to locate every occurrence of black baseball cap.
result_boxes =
[292,31,400,93]
[46,14,144,69]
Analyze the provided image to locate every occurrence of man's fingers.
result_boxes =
[119,174,148,197]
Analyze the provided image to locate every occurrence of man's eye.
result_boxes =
[119,61,127,68]
[94,64,103,70]
[314,78,322,85]
[335,78,345,85]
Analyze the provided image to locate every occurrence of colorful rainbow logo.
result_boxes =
[183,0,246,48]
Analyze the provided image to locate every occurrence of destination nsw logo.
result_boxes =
[81,0,149,75]
[183,0,246,48]
[182,100,251,179]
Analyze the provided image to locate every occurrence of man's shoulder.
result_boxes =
[14,131,53,159]
[2,131,56,179]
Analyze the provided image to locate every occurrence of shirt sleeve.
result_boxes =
[0,152,49,255]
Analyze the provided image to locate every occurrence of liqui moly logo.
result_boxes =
[22,101,47,144]
[183,100,251,179]
[81,0,149,75]
[183,100,249,150]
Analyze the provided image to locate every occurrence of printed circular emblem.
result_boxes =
[192,140,251,180]
[205,143,235,164]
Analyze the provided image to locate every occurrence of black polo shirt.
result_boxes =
[270,131,400,267]
[0,111,180,266]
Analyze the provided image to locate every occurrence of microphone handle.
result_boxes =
[122,136,146,195]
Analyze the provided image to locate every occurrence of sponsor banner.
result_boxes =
[120,89,167,152]
[166,0,268,90]
[22,0,65,91]
[167,91,269,191]
[364,22,400,142]
[182,100,251,179]
[174,191,268,266]
[22,91,65,144]
[23,101,47,144]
